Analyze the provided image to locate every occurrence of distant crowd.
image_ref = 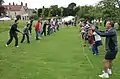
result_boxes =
[5,18,60,47]
[79,20,103,55]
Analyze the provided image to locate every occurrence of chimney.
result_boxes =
[25,3,27,7]
[13,2,15,5]
[9,3,11,5]
[21,2,23,6]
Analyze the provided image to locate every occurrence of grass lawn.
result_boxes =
[0,21,120,79]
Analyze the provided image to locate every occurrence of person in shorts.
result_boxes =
[92,21,118,78]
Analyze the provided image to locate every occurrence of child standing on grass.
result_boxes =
[88,27,95,52]
[21,22,30,44]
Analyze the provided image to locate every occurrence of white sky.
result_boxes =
[3,0,101,9]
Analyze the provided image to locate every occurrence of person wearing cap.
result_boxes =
[6,20,22,47]
[21,22,30,43]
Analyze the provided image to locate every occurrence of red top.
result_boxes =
[35,22,41,31]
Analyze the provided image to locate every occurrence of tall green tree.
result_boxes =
[67,2,76,16]
[50,5,61,16]
[37,9,42,17]
[116,0,120,8]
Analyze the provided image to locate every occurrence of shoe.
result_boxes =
[99,73,109,78]
[108,69,112,75]
[5,44,8,47]
[39,37,42,40]
[102,69,112,75]
[15,46,19,48]
[93,54,97,55]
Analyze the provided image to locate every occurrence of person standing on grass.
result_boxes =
[35,20,42,40]
[92,21,118,78]
[91,25,102,55]
[28,19,33,34]
[47,22,51,35]
[88,27,95,51]
[41,21,47,36]
[79,21,85,40]
[21,22,30,44]
[6,20,22,47]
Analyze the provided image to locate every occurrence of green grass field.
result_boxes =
[0,21,120,79]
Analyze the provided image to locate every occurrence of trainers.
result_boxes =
[15,46,19,48]
[5,44,8,47]
[93,54,97,56]
[108,69,112,75]
[99,73,109,78]
[102,69,112,75]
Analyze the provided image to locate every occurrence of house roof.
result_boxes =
[3,5,23,11]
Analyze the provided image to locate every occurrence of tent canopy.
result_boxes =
[62,16,75,22]
[0,17,11,21]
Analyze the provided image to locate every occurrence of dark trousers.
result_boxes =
[29,28,32,34]
[92,40,102,54]
[42,30,46,36]
[21,33,30,43]
[7,33,18,46]
[47,28,50,35]
[57,25,59,31]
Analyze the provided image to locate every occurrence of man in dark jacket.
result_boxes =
[28,19,33,34]
[6,20,22,47]
[41,22,47,36]
[92,21,118,78]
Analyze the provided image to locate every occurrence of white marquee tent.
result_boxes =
[62,16,75,22]
[0,17,11,21]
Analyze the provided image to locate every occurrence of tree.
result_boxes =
[97,0,117,20]
[37,9,42,17]
[62,8,69,16]
[97,0,120,30]
[44,8,49,17]
[41,6,45,18]
[67,2,77,16]
[73,6,80,16]
[67,2,76,9]
[116,0,120,8]
[50,5,61,16]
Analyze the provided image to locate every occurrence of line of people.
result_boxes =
[5,19,60,47]
[80,20,118,78]
[79,20,102,55]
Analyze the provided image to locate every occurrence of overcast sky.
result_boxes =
[3,0,101,9]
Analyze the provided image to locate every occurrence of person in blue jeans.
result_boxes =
[92,31,102,55]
